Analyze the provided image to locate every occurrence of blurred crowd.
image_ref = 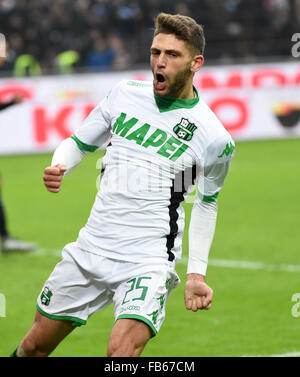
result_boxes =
[0,0,299,76]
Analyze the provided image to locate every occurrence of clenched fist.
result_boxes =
[43,164,67,193]
[184,274,213,312]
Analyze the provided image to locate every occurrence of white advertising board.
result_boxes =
[0,61,299,155]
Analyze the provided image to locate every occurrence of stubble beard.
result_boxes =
[163,64,192,98]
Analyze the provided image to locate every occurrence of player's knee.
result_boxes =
[107,339,121,357]
[21,337,50,357]
[107,336,142,357]
[107,320,151,357]
[107,331,148,357]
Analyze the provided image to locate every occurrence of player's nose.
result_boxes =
[157,53,167,68]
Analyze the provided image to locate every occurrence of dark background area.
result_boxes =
[0,0,299,76]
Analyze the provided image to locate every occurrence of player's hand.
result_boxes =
[43,164,67,193]
[184,274,213,312]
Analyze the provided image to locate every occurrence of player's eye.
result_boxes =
[151,50,160,55]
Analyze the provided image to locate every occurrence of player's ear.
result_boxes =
[190,54,204,73]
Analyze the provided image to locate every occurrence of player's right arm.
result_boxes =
[43,137,87,193]
[43,83,120,193]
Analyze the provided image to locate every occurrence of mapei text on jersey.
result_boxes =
[113,112,189,162]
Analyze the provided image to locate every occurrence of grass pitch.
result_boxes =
[0,138,299,357]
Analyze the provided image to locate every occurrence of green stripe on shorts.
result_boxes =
[199,191,219,202]
[36,303,86,327]
[116,314,158,336]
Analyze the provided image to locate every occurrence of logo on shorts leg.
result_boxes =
[165,278,171,289]
[156,295,165,309]
[147,310,159,325]
[40,287,53,306]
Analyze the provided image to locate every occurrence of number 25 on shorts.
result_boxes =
[122,277,152,305]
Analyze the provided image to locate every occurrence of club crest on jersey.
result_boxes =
[173,118,197,141]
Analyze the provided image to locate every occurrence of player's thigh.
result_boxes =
[107,318,152,357]
[21,310,75,356]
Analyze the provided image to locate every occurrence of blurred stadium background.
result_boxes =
[0,0,300,357]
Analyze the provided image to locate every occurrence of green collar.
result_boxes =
[154,86,199,113]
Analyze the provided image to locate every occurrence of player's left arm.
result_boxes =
[184,199,217,311]
[185,135,235,311]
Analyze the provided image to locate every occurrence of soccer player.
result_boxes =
[0,95,36,253]
[11,13,235,357]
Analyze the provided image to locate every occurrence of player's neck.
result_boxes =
[173,81,195,100]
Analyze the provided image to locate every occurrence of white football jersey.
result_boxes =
[72,80,235,264]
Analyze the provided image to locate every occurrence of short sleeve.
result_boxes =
[196,134,235,202]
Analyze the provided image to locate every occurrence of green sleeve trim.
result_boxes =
[70,134,99,152]
[36,303,86,327]
[116,314,157,337]
[199,191,219,202]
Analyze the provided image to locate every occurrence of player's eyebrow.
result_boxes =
[150,47,182,56]
[150,47,160,53]
[166,49,182,56]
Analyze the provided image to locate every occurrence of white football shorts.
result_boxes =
[36,242,180,336]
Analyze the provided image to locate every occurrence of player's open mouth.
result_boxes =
[154,73,167,91]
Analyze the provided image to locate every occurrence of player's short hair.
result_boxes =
[153,13,205,56]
